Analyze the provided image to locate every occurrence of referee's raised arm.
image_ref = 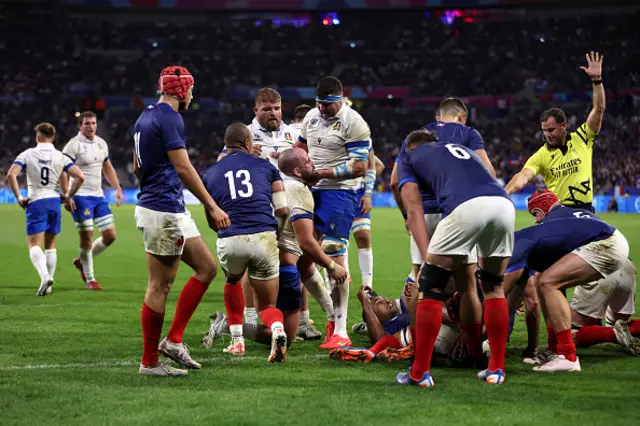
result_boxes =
[581,51,605,135]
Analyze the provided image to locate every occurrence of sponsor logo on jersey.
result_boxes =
[284,132,292,141]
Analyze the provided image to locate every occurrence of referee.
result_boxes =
[505,51,605,212]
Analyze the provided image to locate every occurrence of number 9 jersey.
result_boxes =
[13,144,73,202]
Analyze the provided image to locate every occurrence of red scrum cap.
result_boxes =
[157,66,194,102]
[527,189,559,216]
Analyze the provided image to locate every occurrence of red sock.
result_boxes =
[410,299,442,381]
[410,328,416,344]
[166,277,208,343]
[260,307,283,329]
[224,283,245,326]
[460,323,483,359]
[547,325,557,353]
[484,298,509,372]
[574,325,616,348]
[369,334,402,354]
[555,329,577,362]
[141,303,164,367]
[629,320,640,337]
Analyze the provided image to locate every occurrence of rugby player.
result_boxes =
[203,123,289,362]
[505,52,605,211]
[396,130,514,387]
[296,76,371,349]
[134,66,229,377]
[63,111,123,290]
[7,123,85,296]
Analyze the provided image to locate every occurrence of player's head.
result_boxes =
[34,122,56,144]
[404,129,439,152]
[77,111,97,139]
[527,188,559,223]
[157,65,195,111]
[370,295,399,322]
[254,88,282,131]
[278,147,315,181]
[437,98,468,124]
[292,104,312,124]
[224,122,252,153]
[540,108,568,148]
[316,76,343,119]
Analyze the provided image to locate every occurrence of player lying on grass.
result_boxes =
[503,190,640,363]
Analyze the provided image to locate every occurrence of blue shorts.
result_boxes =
[71,196,112,222]
[312,189,357,240]
[26,198,61,235]
[354,187,371,220]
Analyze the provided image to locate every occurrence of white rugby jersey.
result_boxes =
[299,104,371,191]
[13,143,73,202]
[248,118,298,169]
[62,132,109,197]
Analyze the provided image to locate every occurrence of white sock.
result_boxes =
[230,324,243,339]
[45,249,57,280]
[271,321,285,334]
[358,247,373,287]
[29,246,49,280]
[331,281,350,338]
[92,237,108,257]
[299,310,310,326]
[244,307,258,324]
[304,270,335,322]
[79,248,95,282]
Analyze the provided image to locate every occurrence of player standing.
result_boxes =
[134,66,229,376]
[7,123,85,296]
[62,111,123,290]
[296,76,371,348]
[396,130,514,387]
[505,52,605,210]
[203,123,289,361]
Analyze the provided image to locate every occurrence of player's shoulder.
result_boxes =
[303,108,322,123]
[340,105,366,123]
[16,147,34,158]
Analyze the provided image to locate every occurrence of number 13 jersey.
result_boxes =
[13,143,73,201]
[203,150,282,238]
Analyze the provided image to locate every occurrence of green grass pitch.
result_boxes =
[1,205,639,426]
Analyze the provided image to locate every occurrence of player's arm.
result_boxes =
[6,163,28,209]
[102,158,123,207]
[271,180,289,219]
[374,154,385,176]
[390,162,406,218]
[401,182,428,259]
[357,286,386,344]
[475,149,496,177]
[505,167,535,195]
[314,118,371,180]
[467,128,496,177]
[359,150,377,215]
[64,164,85,199]
[168,149,229,229]
[580,51,605,135]
[132,150,140,181]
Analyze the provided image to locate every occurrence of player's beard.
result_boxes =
[263,118,280,131]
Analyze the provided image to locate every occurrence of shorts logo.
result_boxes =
[176,236,185,248]
[84,208,91,217]
[330,223,335,230]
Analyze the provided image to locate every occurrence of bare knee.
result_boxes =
[195,260,217,285]
[102,228,117,246]
[354,230,371,248]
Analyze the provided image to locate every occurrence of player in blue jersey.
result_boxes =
[133,66,230,377]
[7,123,85,296]
[395,130,514,388]
[203,123,290,362]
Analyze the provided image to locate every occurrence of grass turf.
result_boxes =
[0,205,639,426]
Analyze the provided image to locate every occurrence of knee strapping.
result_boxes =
[476,268,504,284]
[276,265,302,311]
[350,218,371,234]
[321,236,348,257]
[418,263,453,301]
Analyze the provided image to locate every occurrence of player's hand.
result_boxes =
[208,206,230,230]
[115,189,123,207]
[357,285,373,304]
[250,144,263,157]
[359,194,372,215]
[449,332,472,365]
[64,198,77,213]
[403,281,418,300]
[328,262,348,285]
[580,51,603,81]
[18,197,29,209]
[269,151,282,161]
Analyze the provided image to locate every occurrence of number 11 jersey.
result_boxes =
[203,151,281,238]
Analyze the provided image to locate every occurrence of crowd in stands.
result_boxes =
[1,3,639,194]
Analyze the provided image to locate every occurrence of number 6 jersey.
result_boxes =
[203,150,282,238]
[13,143,73,201]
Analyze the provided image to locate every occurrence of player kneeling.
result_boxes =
[203,123,289,363]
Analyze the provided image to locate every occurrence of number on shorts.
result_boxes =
[133,132,142,167]
[445,143,471,160]
[40,166,50,186]
[224,169,254,199]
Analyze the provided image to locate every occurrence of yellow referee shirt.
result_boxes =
[523,122,597,206]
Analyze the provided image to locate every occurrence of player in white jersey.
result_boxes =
[7,123,85,296]
[296,76,371,349]
[62,111,123,290]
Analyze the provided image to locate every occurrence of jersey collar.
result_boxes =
[77,132,96,144]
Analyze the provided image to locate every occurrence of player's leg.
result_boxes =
[242,273,258,325]
[25,200,53,296]
[277,254,303,344]
[455,261,485,365]
[352,223,373,288]
[298,255,335,341]
[92,198,116,257]
[297,285,322,341]
[43,232,57,295]
[71,197,101,289]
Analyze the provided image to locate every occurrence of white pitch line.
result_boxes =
[0,353,330,371]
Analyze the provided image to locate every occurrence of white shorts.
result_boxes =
[572,229,630,277]
[571,258,636,319]
[217,231,280,281]
[428,197,515,260]
[134,206,200,256]
[409,213,478,265]
[435,324,459,356]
